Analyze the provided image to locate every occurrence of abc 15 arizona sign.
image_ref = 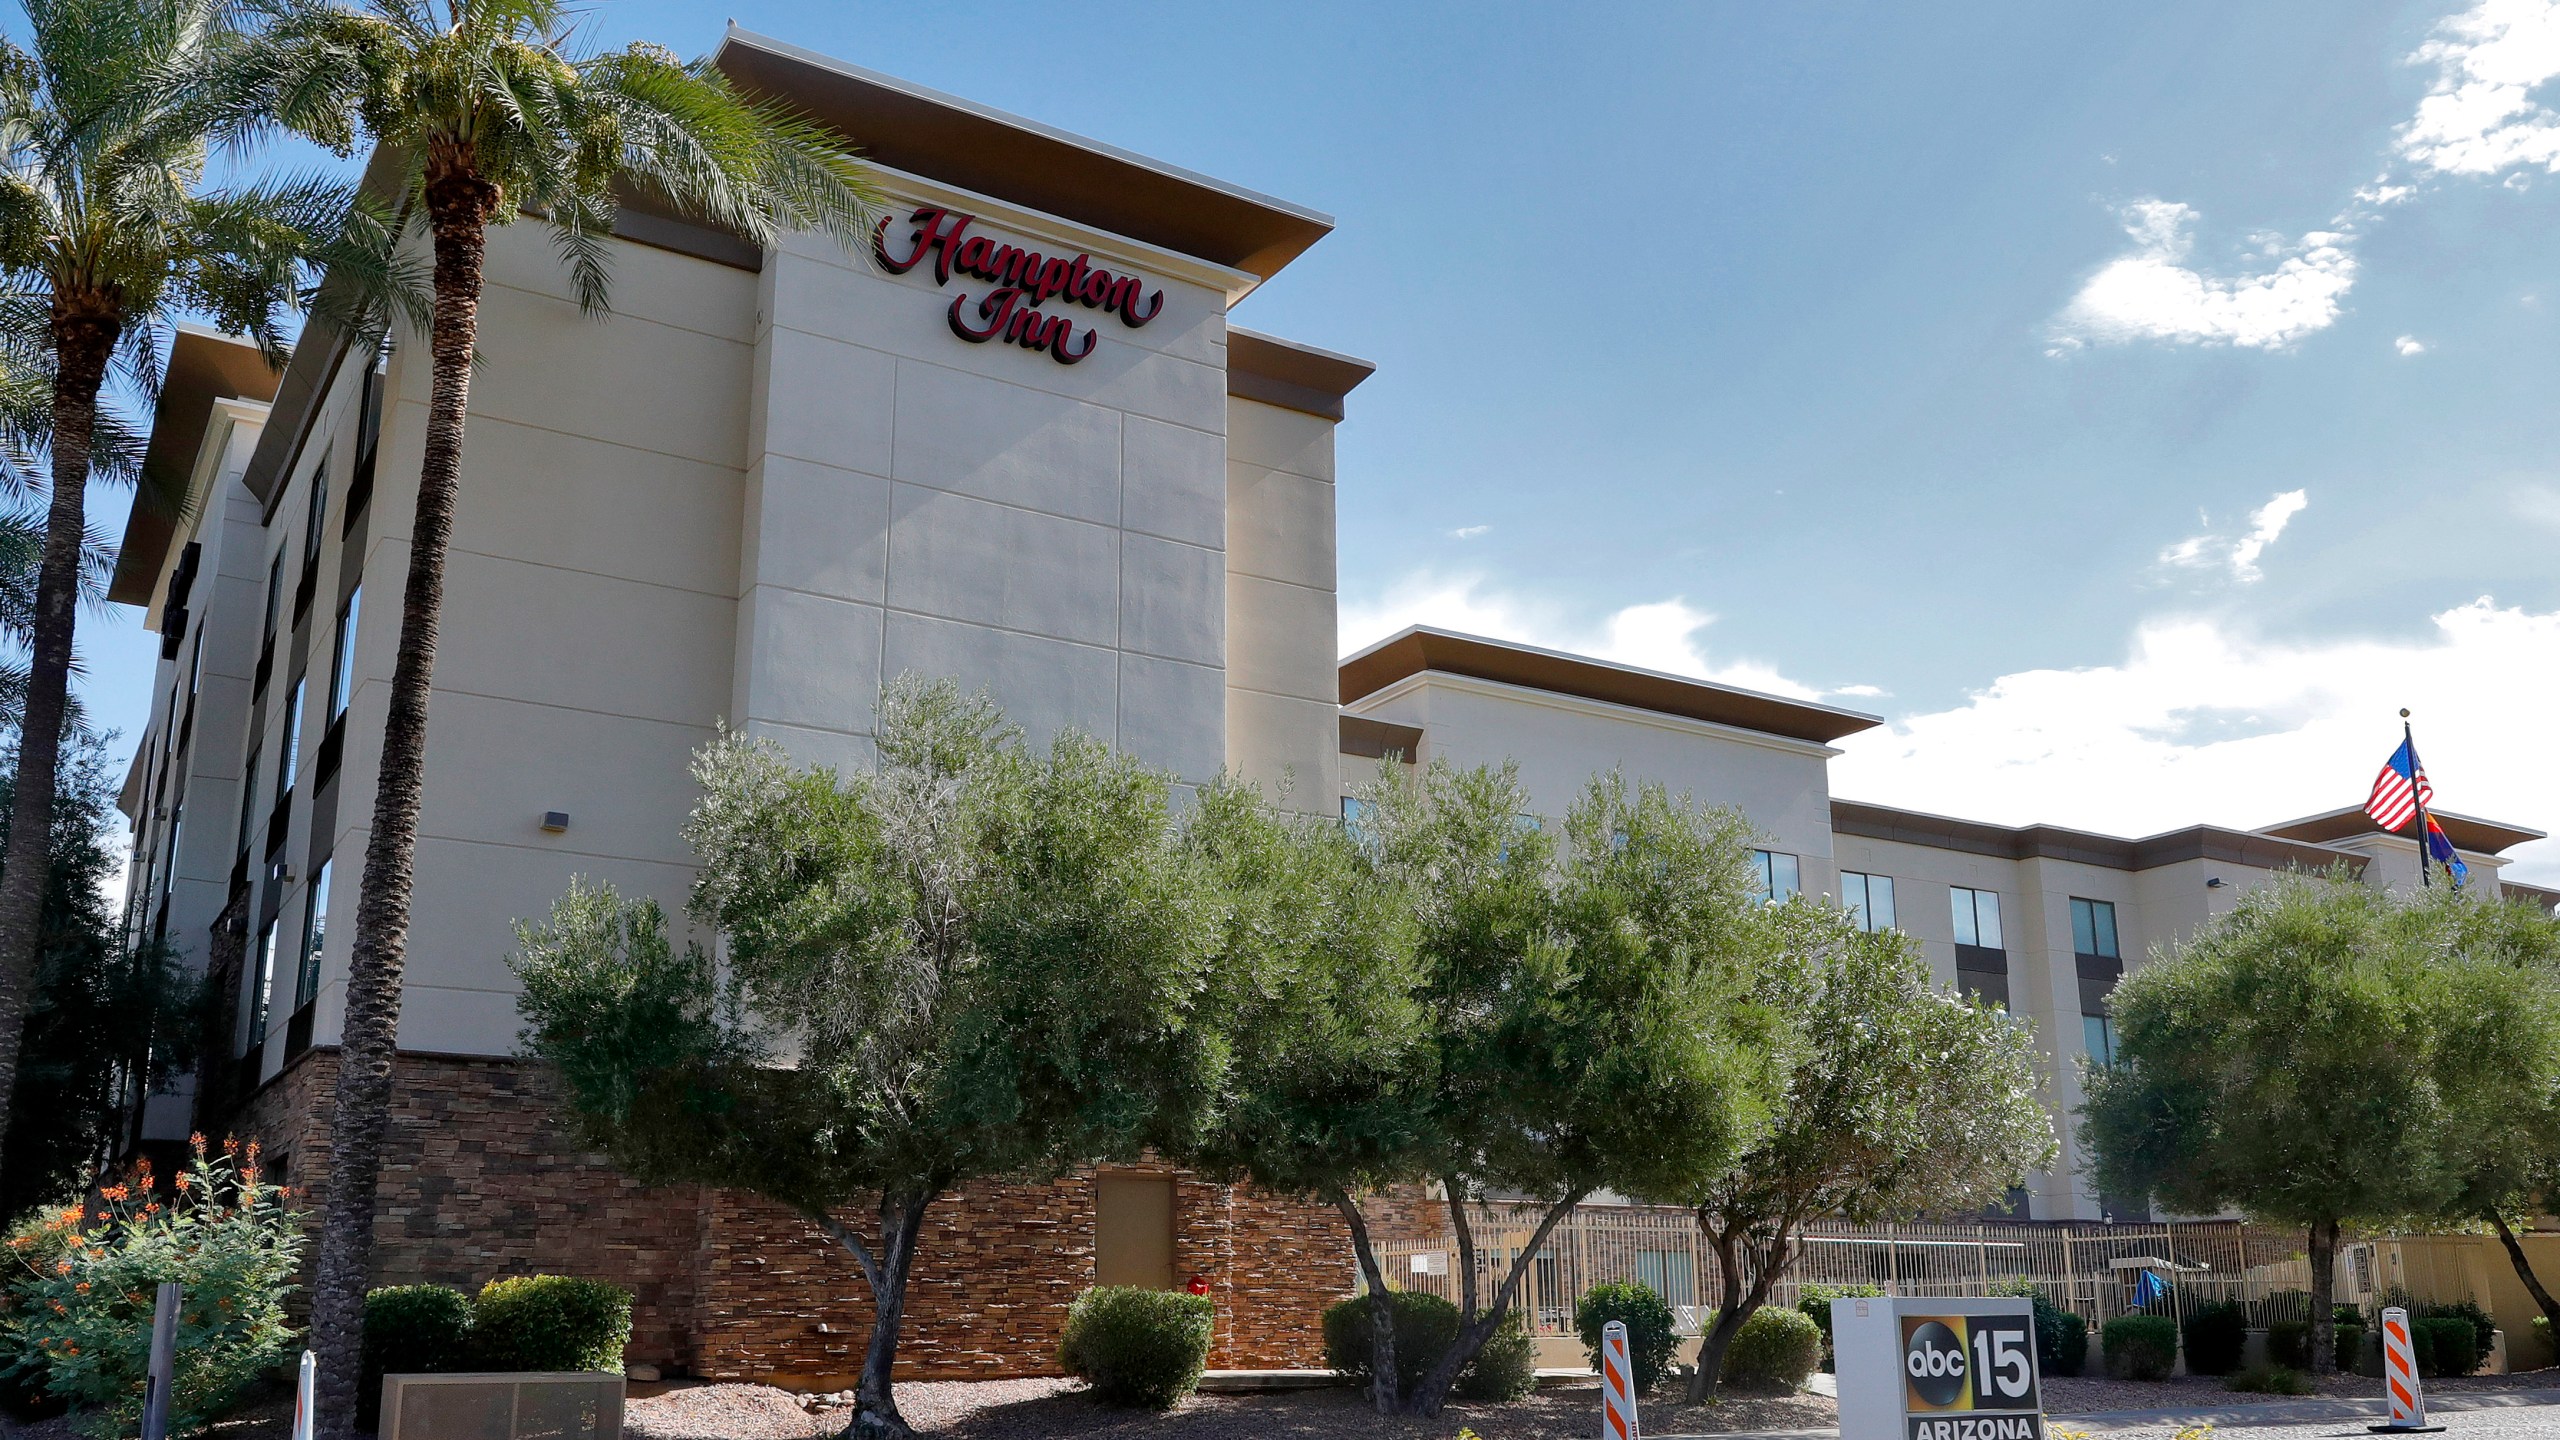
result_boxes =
[1900,1313,2044,1440]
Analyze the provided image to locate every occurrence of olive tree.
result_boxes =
[2081,874,2523,1374]
[1354,763,1787,1416]
[1174,776,1430,1411]
[1680,904,2054,1400]
[511,678,1223,1440]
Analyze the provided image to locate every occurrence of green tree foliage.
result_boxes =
[512,678,1225,1440]
[1,732,199,1223]
[224,7,880,1431]
[2080,874,2551,1373]
[1680,905,2053,1400]
[1349,763,1785,1416]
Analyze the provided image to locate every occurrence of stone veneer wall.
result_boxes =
[217,1050,1351,1379]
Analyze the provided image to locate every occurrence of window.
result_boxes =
[328,586,360,719]
[2083,1014,2118,1067]
[295,861,331,1010]
[260,548,286,648]
[236,753,260,858]
[249,916,281,1046]
[303,458,330,558]
[276,677,306,801]
[1841,871,1897,931]
[1951,886,2004,949]
[1340,795,1372,844]
[1750,849,1801,902]
[2071,897,2120,959]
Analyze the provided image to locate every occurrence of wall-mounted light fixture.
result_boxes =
[540,811,570,834]
[2205,877,2227,889]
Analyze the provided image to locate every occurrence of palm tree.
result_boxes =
[0,0,390,1160]
[234,5,879,1430]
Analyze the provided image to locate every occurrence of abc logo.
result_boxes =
[1905,1320,1968,1408]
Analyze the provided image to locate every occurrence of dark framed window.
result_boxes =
[276,676,306,803]
[248,915,281,1047]
[1750,849,1800,902]
[1842,870,1896,931]
[328,585,361,720]
[2070,897,2120,959]
[236,753,260,860]
[294,859,331,1010]
[1950,886,2003,948]
[2073,896,2126,1025]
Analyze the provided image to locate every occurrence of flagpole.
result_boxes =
[2403,709,2430,890]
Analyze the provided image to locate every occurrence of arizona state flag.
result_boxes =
[2424,814,2469,888]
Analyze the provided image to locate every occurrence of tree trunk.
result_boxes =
[1404,1186,1590,1416]
[2307,1217,2339,1375]
[1330,1190,1402,1414]
[0,302,117,1158]
[1689,1220,1795,1403]
[309,156,496,1440]
[843,1192,931,1440]
[2488,1211,2560,1337]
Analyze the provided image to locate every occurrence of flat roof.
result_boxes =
[2258,804,2545,856]
[1340,626,1883,746]
[712,27,1335,286]
[107,326,285,607]
[1831,799,2368,877]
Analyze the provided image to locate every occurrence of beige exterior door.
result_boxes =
[1093,1173,1177,1290]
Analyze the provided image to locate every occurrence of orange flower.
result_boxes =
[98,1186,127,1202]
[221,1136,239,1154]
[72,1282,88,1294]
[53,1260,70,1276]
[172,1172,191,1192]
[190,1132,207,1155]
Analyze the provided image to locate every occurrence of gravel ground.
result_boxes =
[630,1376,1839,1440]
[2061,1402,2560,1440]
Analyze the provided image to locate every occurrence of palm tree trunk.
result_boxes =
[0,302,117,1152]
[310,156,496,1440]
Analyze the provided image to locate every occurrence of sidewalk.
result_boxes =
[1650,1384,2560,1440]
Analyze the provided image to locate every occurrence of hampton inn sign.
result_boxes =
[875,204,1167,365]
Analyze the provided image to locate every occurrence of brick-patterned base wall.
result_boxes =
[215,1051,1354,1381]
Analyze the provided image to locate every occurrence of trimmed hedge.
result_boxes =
[2103,1314,2177,1381]
[1323,1292,1457,1399]
[1576,1282,1680,1394]
[2415,1316,2478,1378]
[359,1286,475,1429]
[471,1276,631,1373]
[1722,1306,1822,1388]
[2268,1317,2365,1372]
[1058,1287,1214,1409]
[1455,1309,1538,1403]
[2182,1300,2248,1376]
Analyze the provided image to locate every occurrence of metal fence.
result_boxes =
[1367,1201,2380,1337]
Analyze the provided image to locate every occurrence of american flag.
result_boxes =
[2365,736,2433,831]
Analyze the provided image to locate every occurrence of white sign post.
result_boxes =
[1600,1319,1641,1440]
[138,1282,180,1440]
[1835,1295,2046,1440]
[2369,1306,2443,1434]
[290,1350,318,1440]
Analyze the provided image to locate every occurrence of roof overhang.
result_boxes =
[2259,805,2543,856]
[1228,327,1375,421]
[1341,626,1882,746]
[107,325,286,607]
[1831,799,2370,877]
[712,27,1334,292]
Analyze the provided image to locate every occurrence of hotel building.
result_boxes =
[107,28,2555,1382]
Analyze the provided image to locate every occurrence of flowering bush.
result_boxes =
[2,1137,303,1437]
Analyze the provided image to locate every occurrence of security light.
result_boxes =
[540,811,570,833]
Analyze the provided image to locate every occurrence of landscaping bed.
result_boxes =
[626,1377,1837,1440]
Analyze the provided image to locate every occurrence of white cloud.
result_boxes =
[1832,597,2560,885]
[1338,572,1830,700]
[1834,683,1889,698]
[1450,524,1491,540]
[2397,334,2429,355]
[2156,489,2309,582]
[2055,201,2359,350]
[2399,0,2560,176]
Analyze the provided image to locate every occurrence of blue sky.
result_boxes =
[70,0,2560,879]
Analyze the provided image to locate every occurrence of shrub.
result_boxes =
[2103,1315,2177,1381]
[1322,1292,1459,1400]
[2336,1321,2367,1374]
[1057,1287,1213,1409]
[2225,1364,2311,1395]
[2415,1316,2477,1377]
[1797,1283,1885,1371]
[361,1286,474,1428]
[1722,1306,1822,1388]
[0,1141,300,1439]
[2182,1300,2248,1376]
[1996,1287,2088,1379]
[2536,1314,2552,1368]
[1576,1282,1679,1394]
[470,1275,630,1372]
[1454,1308,1537,1403]
[2416,1300,2495,1369]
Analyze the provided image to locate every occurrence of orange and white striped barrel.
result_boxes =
[2377,1305,2431,1431]
[1601,1319,1641,1440]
